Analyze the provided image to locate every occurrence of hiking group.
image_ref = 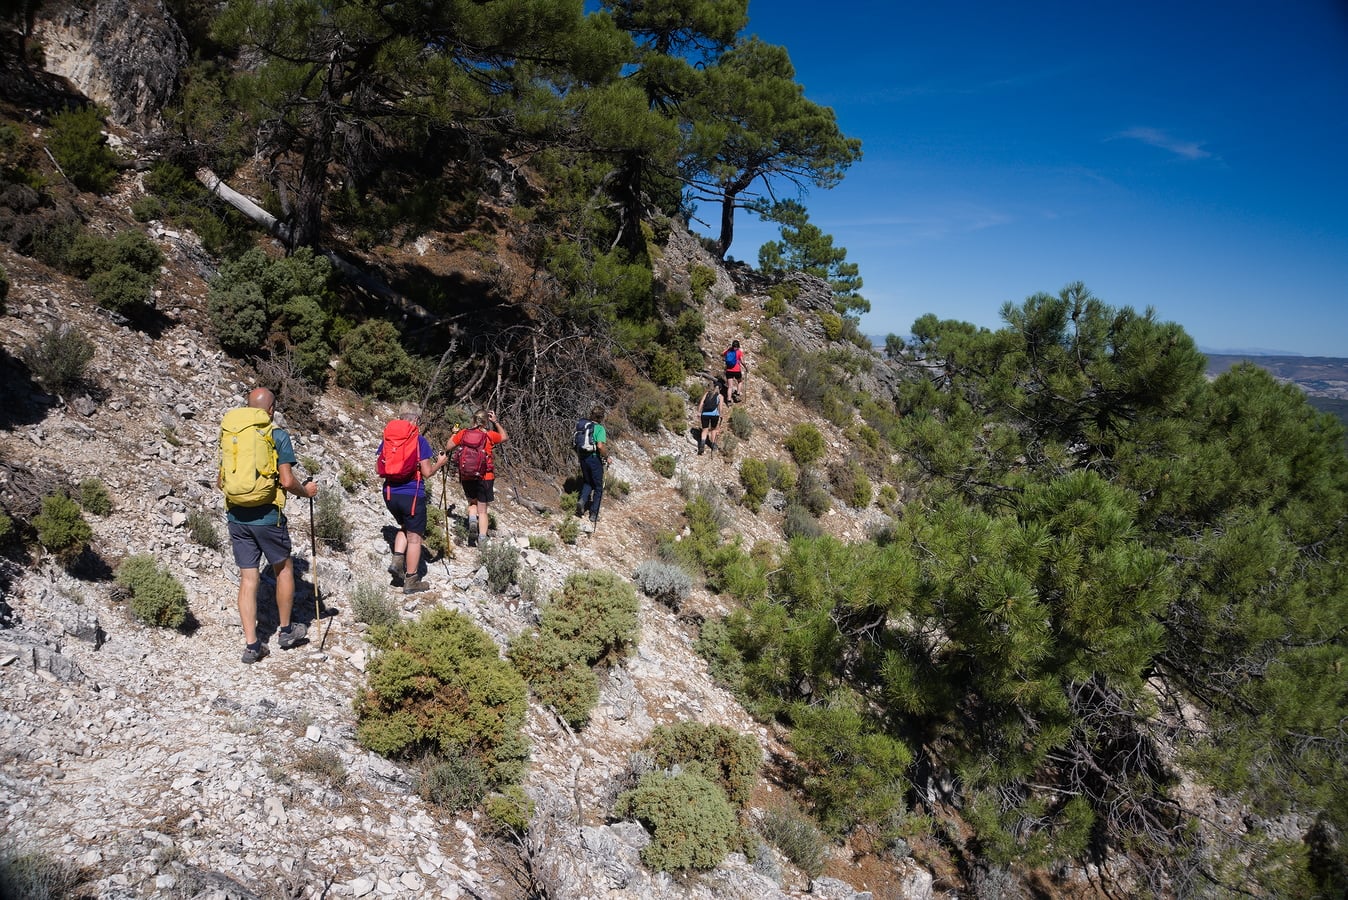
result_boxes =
[219,344,742,662]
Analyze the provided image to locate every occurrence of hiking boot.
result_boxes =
[466,531,478,548]
[697,437,705,456]
[575,500,585,517]
[589,514,599,526]
[277,622,308,650]
[403,575,431,595]
[241,642,270,664]
[387,552,405,580]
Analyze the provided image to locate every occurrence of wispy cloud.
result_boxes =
[1114,127,1214,161]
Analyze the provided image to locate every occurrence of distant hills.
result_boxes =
[1205,353,1348,434]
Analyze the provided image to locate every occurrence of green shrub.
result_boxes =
[338,459,367,493]
[507,629,599,728]
[614,771,741,871]
[116,554,189,628]
[556,516,580,545]
[0,845,86,900]
[351,579,400,629]
[419,753,487,811]
[759,800,827,877]
[632,560,693,609]
[876,483,899,511]
[336,319,422,399]
[87,263,154,316]
[485,784,535,834]
[22,324,94,394]
[33,493,91,566]
[48,105,119,193]
[528,534,555,554]
[207,280,268,355]
[651,454,677,478]
[728,407,753,440]
[314,490,351,550]
[423,504,448,560]
[627,381,684,434]
[186,508,220,550]
[690,264,716,303]
[78,478,113,516]
[828,460,872,509]
[765,458,797,493]
[0,511,13,546]
[541,570,640,667]
[722,294,741,311]
[739,458,769,512]
[783,503,822,540]
[481,538,520,592]
[820,312,843,342]
[785,423,825,465]
[293,747,348,786]
[354,608,530,786]
[642,721,761,806]
[604,475,631,500]
[718,431,738,460]
[796,468,832,517]
[764,295,786,318]
[650,346,684,387]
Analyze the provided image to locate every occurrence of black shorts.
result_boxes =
[700,414,721,431]
[461,478,495,503]
[384,491,428,535]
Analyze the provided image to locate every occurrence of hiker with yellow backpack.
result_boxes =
[377,402,450,594]
[218,388,318,664]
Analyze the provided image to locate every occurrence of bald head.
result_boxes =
[246,388,276,412]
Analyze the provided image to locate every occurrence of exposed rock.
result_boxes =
[35,0,187,129]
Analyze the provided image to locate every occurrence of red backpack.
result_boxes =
[455,428,492,480]
[378,420,421,479]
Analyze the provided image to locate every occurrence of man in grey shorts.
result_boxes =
[219,387,319,664]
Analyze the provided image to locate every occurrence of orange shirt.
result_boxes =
[450,428,505,480]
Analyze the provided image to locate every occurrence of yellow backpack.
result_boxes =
[219,407,281,509]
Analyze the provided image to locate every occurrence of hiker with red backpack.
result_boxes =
[723,339,746,404]
[218,387,318,664]
[377,402,450,594]
[449,409,507,547]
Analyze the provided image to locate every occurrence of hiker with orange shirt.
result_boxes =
[449,409,507,547]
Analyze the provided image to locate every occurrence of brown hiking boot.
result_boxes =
[403,575,431,595]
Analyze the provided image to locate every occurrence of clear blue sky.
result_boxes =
[699,0,1348,357]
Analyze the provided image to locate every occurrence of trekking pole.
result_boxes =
[440,464,453,576]
[306,480,331,651]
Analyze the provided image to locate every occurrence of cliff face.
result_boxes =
[34,0,186,128]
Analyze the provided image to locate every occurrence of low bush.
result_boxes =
[785,423,825,465]
[338,459,367,493]
[765,458,796,493]
[528,534,555,554]
[759,800,827,877]
[828,460,872,509]
[650,346,684,387]
[739,458,769,512]
[481,538,520,592]
[47,105,119,193]
[556,516,580,545]
[651,454,677,478]
[33,493,91,567]
[78,478,113,516]
[336,319,422,400]
[614,770,741,871]
[350,579,399,629]
[314,490,350,550]
[541,570,639,667]
[354,608,530,786]
[728,407,753,440]
[507,629,599,728]
[604,475,631,500]
[22,324,94,394]
[0,845,86,900]
[485,784,535,835]
[420,753,488,811]
[690,264,716,304]
[632,560,693,609]
[722,294,741,311]
[626,380,684,434]
[186,508,220,550]
[783,503,823,540]
[116,554,189,628]
[642,721,761,806]
[820,312,843,342]
[796,467,832,517]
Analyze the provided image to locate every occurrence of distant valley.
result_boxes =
[1206,354,1348,430]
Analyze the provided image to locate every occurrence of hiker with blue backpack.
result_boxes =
[377,402,450,594]
[723,339,746,404]
[449,409,507,547]
[218,387,318,664]
[574,405,610,525]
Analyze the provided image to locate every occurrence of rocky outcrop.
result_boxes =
[34,0,187,129]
